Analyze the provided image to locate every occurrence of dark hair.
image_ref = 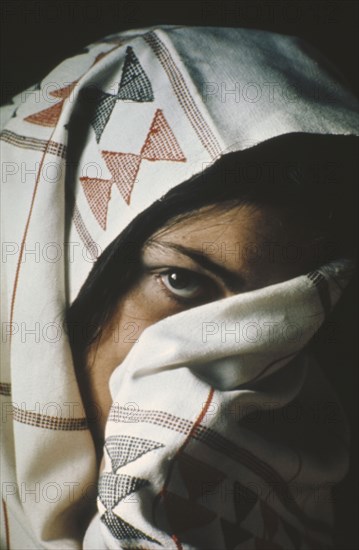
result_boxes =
[66,133,358,367]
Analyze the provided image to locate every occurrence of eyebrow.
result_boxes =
[148,240,245,293]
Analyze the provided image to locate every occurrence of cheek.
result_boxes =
[88,298,154,376]
[83,297,156,442]
[83,275,195,441]
[85,283,172,403]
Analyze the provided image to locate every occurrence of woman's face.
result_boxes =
[84,203,317,448]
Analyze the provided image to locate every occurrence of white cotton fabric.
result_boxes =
[0,25,358,549]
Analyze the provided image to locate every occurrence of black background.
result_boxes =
[1,0,359,102]
[1,1,358,548]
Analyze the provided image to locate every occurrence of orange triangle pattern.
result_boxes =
[49,82,77,100]
[23,51,110,127]
[80,151,142,229]
[24,82,78,127]
[103,151,142,205]
[24,101,64,127]
[80,109,186,229]
[93,48,118,64]
[141,109,186,162]
[80,177,113,231]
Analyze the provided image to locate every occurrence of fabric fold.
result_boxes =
[1,24,358,549]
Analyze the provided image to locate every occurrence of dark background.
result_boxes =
[1,0,358,548]
[1,0,359,103]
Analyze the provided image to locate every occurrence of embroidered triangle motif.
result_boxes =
[260,500,279,540]
[141,109,186,162]
[177,453,226,502]
[281,518,302,549]
[24,82,77,127]
[49,82,77,99]
[101,511,160,544]
[254,537,283,549]
[98,472,149,511]
[220,518,252,550]
[233,480,259,523]
[90,92,117,143]
[163,490,216,534]
[94,49,117,64]
[24,101,63,127]
[23,50,109,127]
[105,151,142,204]
[86,46,154,142]
[80,176,113,230]
[105,435,164,472]
[116,46,154,103]
[81,110,186,228]
[219,481,259,549]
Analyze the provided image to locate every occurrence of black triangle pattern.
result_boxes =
[105,434,164,472]
[281,517,303,549]
[233,481,259,523]
[98,472,149,511]
[90,91,117,143]
[84,45,154,142]
[92,95,117,142]
[219,481,258,549]
[101,511,161,544]
[79,86,116,143]
[220,518,252,550]
[116,46,154,102]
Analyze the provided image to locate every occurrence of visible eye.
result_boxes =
[157,268,205,300]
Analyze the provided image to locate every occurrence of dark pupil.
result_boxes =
[169,271,190,289]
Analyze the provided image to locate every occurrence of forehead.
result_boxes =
[153,203,287,245]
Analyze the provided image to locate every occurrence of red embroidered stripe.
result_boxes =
[0,130,67,158]
[108,405,332,535]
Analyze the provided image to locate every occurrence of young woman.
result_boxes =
[1,25,358,549]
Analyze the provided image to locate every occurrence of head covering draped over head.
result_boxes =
[1,25,358,549]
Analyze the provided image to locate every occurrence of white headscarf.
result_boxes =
[1,25,358,549]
